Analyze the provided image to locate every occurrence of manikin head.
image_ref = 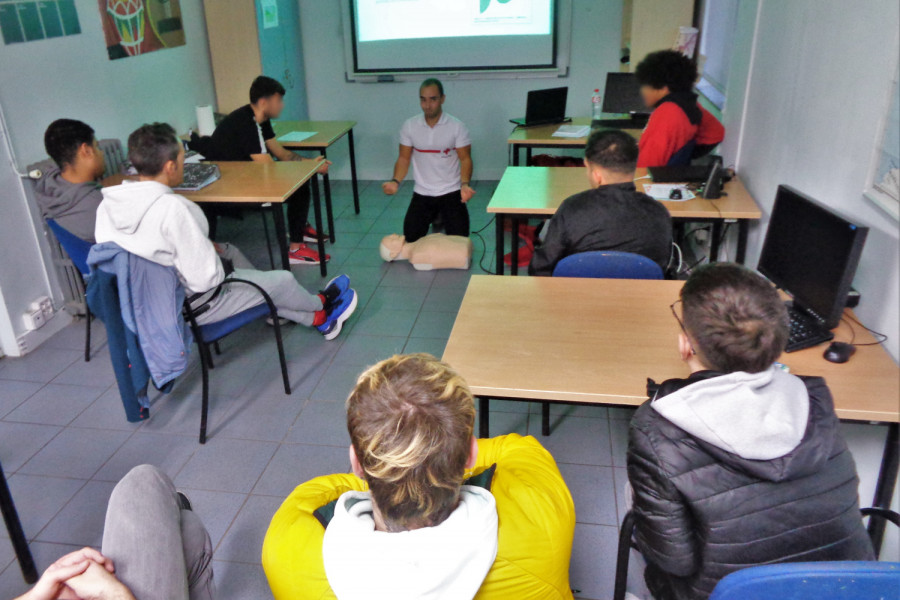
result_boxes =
[379,234,408,261]
[419,78,445,121]
[250,75,286,120]
[44,119,106,181]
[346,354,479,532]
[635,49,698,108]
[127,123,185,188]
[675,264,790,374]
[583,129,639,188]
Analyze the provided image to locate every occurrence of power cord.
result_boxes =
[841,313,889,347]
[470,216,497,275]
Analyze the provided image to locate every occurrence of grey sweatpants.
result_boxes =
[102,465,215,600]
[196,244,323,327]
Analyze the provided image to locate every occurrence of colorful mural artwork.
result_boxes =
[98,0,184,60]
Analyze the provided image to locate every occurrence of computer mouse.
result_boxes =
[669,188,683,200]
[824,342,856,364]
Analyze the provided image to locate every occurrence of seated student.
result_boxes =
[634,50,725,167]
[528,129,672,276]
[34,119,106,242]
[322,354,499,599]
[626,264,874,600]
[97,123,357,340]
[205,76,330,265]
[14,465,214,600]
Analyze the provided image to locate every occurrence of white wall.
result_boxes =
[732,0,900,361]
[0,0,216,354]
[298,0,624,181]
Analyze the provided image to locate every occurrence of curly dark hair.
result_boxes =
[635,50,698,93]
[44,119,95,169]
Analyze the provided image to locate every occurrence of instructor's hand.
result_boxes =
[313,155,332,175]
[382,181,399,196]
[461,184,476,203]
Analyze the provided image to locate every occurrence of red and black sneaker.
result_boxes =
[302,223,322,243]
[289,243,330,265]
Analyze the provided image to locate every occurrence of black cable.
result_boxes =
[470,216,497,275]
[842,313,889,347]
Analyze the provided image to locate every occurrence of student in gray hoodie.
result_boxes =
[626,264,873,600]
[34,119,106,242]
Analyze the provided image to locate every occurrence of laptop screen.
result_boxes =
[524,87,568,124]
[601,73,648,115]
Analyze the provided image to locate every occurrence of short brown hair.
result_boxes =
[680,264,789,373]
[346,354,475,531]
[127,123,181,176]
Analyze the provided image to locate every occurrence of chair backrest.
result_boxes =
[552,251,663,280]
[709,562,900,600]
[98,138,126,177]
[46,219,92,276]
[667,139,697,166]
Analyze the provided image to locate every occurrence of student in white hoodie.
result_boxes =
[96,123,357,340]
[321,354,499,600]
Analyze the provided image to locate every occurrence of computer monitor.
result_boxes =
[757,185,868,329]
[524,87,568,126]
[601,73,649,115]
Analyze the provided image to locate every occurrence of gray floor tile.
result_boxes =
[36,480,117,546]
[175,438,278,494]
[402,337,447,357]
[140,390,229,438]
[212,560,273,600]
[543,404,610,419]
[0,422,62,473]
[410,311,458,339]
[178,489,248,549]
[69,386,147,432]
[253,443,349,498]
[332,335,406,367]
[3,474,86,539]
[609,417,629,468]
[0,380,42,419]
[42,321,106,352]
[366,285,429,312]
[422,286,467,312]
[215,495,283,563]
[528,416,613,467]
[0,348,81,383]
[489,399,532,414]
[558,464,618,526]
[430,269,472,289]
[477,409,530,438]
[609,406,638,420]
[380,264,437,287]
[18,428,130,479]
[93,432,198,483]
[4,383,105,427]
[310,363,365,403]
[215,392,306,442]
[241,359,328,404]
[51,348,117,389]
[349,307,419,338]
[0,541,85,598]
[612,467,630,527]
[286,401,350,447]
[568,523,619,600]
[341,248,382,266]
[0,540,13,579]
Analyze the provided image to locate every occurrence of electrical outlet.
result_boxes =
[23,309,45,330]
[39,297,53,318]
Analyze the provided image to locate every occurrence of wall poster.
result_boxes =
[99,0,185,60]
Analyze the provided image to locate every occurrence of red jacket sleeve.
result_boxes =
[637,103,696,168]
[696,106,725,146]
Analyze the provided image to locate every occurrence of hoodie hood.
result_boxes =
[33,167,103,242]
[652,367,810,462]
[323,486,498,600]
[99,180,176,235]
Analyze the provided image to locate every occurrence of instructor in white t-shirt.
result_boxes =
[382,79,475,242]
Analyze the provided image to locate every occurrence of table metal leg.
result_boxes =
[526,147,533,166]
[311,174,328,277]
[710,221,724,262]
[479,397,490,438]
[542,402,551,436]
[513,145,520,167]
[868,422,899,556]
[1,461,38,584]
[321,150,336,243]
[348,129,361,214]
[511,218,520,276]
[736,220,749,265]
[495,215,505,275]
[270,203,291,271]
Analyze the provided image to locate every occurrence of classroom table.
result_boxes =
[272,120,361,222]
[442,275,900,551]
[507,116,644,167]
[104,161,332,276]
[488,166,763,274]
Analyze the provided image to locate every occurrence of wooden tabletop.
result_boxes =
[272,120,356,148]
[487,166,763,220]
[507,116,643,146]
[442,276,899,423]
[102,161,318,204]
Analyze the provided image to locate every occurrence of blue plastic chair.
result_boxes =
[552,251,663,280]
[183,278,291,444]
[46,219,94,362]
[709,561,900,600]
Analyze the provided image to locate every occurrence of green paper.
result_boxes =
[38,1,63,38]
[0,4,25,44]
[17,2,44,42]
[57,0,79,35]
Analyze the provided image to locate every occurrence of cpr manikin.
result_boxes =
[380,233,473,271]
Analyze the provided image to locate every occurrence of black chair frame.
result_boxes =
[1,459,37,584]
[183,278,291,444]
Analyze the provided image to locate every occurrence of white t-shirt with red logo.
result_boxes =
[399,112,471,197]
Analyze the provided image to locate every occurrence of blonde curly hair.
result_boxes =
[347,354,476,531]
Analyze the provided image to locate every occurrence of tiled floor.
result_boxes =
[0,180,634,600]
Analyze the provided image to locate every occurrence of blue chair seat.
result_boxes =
[552,251,663,280]
[709,561,900,600]
[198,303,271,343]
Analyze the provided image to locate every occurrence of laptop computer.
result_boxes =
[592,73,651,129]
[510,87,569,127]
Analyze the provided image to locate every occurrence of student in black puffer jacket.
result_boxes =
[626,264,873,600]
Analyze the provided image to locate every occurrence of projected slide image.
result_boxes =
[356,0,551,42]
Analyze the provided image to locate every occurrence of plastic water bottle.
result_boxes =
[591,89,603,120]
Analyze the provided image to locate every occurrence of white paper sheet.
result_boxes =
[643,184,695,201]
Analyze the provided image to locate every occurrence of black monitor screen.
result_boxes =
[601,73,648,115]
[757,185,868,329]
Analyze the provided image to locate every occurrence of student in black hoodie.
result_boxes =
[626,264,873,600]
[528,129,672,276]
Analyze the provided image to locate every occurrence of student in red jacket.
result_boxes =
[634,50,725,168]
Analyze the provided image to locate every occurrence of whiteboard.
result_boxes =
[866,67,900,221]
